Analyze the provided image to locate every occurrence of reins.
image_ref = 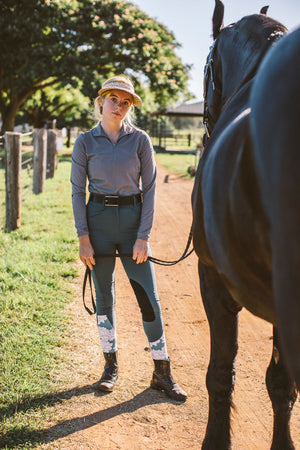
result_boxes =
[82,226,194,315]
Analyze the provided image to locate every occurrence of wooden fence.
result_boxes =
[151,132,194,152]
[3,129,58,232]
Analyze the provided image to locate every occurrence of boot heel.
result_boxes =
[97,352,118,392]
[150,379,161,391]
[151,358,187,402]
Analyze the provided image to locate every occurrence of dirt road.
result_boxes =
[44,164,299,449]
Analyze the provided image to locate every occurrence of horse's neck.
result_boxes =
[208,80,254,151]
[220,39,266,105]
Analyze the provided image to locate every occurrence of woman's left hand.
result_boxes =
[132,238,148,264]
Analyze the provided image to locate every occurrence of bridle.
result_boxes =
[203,39,220,139]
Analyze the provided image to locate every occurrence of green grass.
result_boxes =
[155,152,199,177]
[0,155,79,448]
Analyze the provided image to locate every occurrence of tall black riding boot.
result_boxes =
[151,358,187,402]
[97,351,118,392]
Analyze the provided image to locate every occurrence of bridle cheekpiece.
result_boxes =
[203,39,218,139]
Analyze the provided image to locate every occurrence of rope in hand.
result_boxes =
[82,227,194,315]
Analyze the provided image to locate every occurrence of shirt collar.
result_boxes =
[92,121,134,137]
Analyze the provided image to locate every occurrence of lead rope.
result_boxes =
[82,226,194,315]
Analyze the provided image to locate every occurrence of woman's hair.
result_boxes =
[94,75,136,127]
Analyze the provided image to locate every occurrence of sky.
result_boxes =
[132,0,300,101]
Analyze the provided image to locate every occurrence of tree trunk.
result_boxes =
[1,109,17,133]
[0,91,36,133]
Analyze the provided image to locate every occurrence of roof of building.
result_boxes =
[151,101,204,117]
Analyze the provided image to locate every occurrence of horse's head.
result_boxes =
[203,0,287,136]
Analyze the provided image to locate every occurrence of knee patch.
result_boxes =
[130,279,155,322]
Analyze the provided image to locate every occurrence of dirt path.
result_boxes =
[44,164,299,449]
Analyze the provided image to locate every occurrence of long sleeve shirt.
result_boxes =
[70,122,156,241]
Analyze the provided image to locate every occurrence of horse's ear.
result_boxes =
[213,0,224,39]
[260,6,269,15]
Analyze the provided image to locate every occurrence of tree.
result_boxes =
[16,82,91,129]
[0,0,77,131]
[0,0,191,132]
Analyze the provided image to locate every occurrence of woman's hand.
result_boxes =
[79,235,96,270]
[132,238,148,264]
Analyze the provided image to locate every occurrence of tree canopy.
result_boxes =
[0,0,191,131]
[16,83,91,129]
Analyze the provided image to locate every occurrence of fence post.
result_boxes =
[66,127,71,147]
[33,128,47,194]
[46,129,58,179]
[5,132,22,231]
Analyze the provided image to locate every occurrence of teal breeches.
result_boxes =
[87,199,165,348]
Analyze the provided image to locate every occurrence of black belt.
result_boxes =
[89,193,142,206]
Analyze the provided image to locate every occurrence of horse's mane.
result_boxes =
[239,14,287,43]
[221,14,287,112]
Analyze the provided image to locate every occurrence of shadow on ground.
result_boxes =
[0,384,172,448]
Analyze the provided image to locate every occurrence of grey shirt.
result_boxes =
[71,122,156,240]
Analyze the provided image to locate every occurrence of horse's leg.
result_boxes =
[266,327,297,450]
[199,261,241,450]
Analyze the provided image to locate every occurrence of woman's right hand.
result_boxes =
[79,235,96,270]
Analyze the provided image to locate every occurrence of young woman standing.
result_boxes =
[71,75,187,401]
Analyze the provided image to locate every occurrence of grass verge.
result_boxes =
[155,152,199,177]
[0,154,79,449]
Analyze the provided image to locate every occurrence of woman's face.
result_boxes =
[101,89,133,122]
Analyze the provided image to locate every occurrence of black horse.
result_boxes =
[192,1,300,448]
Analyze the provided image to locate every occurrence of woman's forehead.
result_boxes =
[108,89,133,102]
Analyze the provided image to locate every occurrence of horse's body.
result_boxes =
[192,1,300,448]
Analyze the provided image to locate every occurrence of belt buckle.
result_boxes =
[104,195,119,206]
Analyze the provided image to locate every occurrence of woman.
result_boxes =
[71,75,187,401]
